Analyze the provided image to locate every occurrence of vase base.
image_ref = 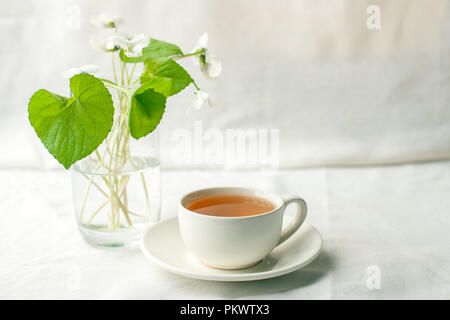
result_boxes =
[78,224,146,248]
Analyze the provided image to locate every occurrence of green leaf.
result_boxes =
[140,58,193,97]
[143,39,183,59]
[129,85,167,139]
[119,38,183,63]
[119,49,145,63]
[28,73,114,169]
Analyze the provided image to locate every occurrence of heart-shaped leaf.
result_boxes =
[140,58,193,97]
[28,73,114,169]
[129,85,167,139]
[142,39,183,59]
[119,38,183,63]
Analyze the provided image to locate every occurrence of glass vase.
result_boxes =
[71,128,161,248]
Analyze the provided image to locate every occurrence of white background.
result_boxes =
[2,0,450,169]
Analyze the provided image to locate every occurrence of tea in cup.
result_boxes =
[178,187,307,269]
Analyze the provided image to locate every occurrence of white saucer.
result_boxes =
[140,217,322,282]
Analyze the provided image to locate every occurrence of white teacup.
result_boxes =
[178,187,307,270]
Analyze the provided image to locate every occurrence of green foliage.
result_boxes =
[28,74,114,169]
[28,36,200,169]
[119,38,183,63]
[129,85,167,139]
[140,58,193,97]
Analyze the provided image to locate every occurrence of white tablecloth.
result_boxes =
[1,161,450,299]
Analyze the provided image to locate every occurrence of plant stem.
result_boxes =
[80,173,143,218]
[87,198,110,225]
[112,53,118,84]
[128,63,137,83]
[79,49,156,231]
[79,163,102,222]
[104,82,131,95]
[173,49,204,60]
[140,172,152,221]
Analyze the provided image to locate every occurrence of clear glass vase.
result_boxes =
[71,129,161,248]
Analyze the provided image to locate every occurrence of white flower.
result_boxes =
[90,34,124,52]
[90,33,149,56]
[123,33,150,57]
[193,32,209,52]
[188,90,212,111]
[193,32,222,79]
[61,65,99,79]
[90,13,123,29]
[202,57,222,78]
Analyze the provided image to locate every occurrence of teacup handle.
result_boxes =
[278,195,308,245]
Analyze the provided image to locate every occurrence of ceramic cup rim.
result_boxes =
[179,186,284,221]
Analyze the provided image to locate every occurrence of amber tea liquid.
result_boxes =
[186,194,276,217]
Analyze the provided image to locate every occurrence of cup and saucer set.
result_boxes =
[140,187,322,281]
